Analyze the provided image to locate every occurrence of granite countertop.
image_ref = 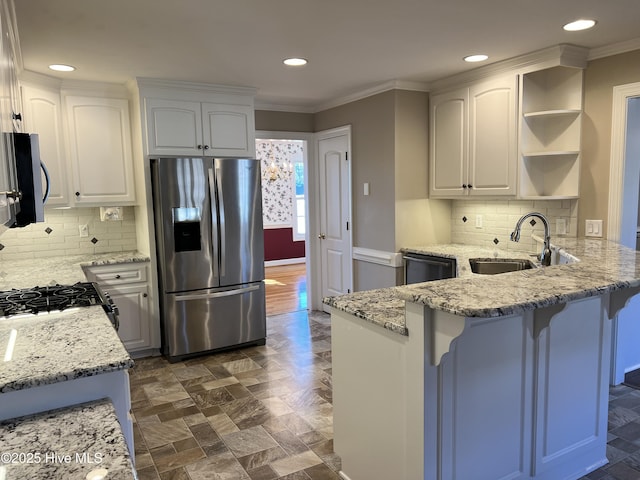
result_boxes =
[0,399,134,479]
[324,238,640,336]
[0,305,134,393]
[0,250,150,290]
[0,251,144,393]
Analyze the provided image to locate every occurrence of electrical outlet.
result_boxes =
[556,218,567,235]
[475,215,483,229]
[585,219,603,237]
[78,224,89,238]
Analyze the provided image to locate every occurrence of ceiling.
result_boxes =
[13,0,640,111]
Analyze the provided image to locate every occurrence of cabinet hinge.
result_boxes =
[347,288,351,293]
[345,151,348,161]
[346,221,349,231]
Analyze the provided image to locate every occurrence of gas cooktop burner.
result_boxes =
[0,282,107,317]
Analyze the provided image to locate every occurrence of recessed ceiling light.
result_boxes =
[48,64,76,72]
[464,54,489,63]
[283,58,308,67]
[563,19,596,31]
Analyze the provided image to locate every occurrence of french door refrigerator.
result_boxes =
[151,157,266,362]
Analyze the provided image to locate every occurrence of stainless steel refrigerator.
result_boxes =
[151,157,266,362]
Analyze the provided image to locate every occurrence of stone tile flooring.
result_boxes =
[130,308,640,480]
[581,384,640,480]
[130,310,339,480]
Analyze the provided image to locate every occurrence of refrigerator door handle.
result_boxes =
[208,167,221,278]
[174,284,260,302]
[209,165,226,277]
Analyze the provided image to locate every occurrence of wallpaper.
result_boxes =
[257,139,304,226]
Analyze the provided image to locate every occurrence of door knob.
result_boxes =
[318,233,326,239]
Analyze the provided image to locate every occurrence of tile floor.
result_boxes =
[130,310,339,480]
[130,307,640,480]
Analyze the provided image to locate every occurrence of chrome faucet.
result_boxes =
[510,212,552,266]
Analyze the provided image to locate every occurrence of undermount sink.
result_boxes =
[469,258,537,275]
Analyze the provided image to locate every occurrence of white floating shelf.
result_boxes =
[523,109,581,118]
[523,150,580,157]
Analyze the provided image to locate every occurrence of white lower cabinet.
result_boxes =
[332,295,611,480]
[84,263,152,353]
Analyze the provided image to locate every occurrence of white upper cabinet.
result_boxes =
[21,84,69,206]
[430,74,517,198]
[518,66,583,199]
[430,88,467,197]
[138,80,257,159]
[64,95,136,205]
[144,98,255,158]
[144,98,203,156]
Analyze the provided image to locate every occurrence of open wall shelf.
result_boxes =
[518,66,583,199]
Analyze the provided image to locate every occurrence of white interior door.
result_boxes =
[317,127,352,312]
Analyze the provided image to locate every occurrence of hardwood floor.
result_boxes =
[265,263,307,316]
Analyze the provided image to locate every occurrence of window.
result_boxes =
[292,161,305,241]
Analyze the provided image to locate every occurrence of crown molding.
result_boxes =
[313,80,429,113]
[428,44,589,92]
[588,37,640,61]
[136,77,257,97]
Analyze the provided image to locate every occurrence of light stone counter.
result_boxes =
[324,238,640,335]
[0,399,135,479]
[0,306,133,393]
[0,250,149,290]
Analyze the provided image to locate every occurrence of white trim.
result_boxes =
[263,223,292,229]
[314,80,429,113]
[352,247,403,268]
[607,82,640,241]
[254,102,315,113]
[265,257,306,267]
[588,37,640,61]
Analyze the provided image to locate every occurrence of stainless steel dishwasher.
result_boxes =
[403,252,456,284]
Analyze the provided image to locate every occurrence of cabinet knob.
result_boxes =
[203,145,210,150]
[75,192,80,196]
[462,184,468,189]
[115,275,121,279]
[468,184,473,189]
[143,293,148,298]
[197,145,203,150]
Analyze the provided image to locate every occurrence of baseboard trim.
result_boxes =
[265,257,306,267]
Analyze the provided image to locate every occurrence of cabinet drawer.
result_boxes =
[84,263,148,286]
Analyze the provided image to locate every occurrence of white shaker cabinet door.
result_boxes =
[144,98,204,156]
[201,102,256,158]
[22,84,69,206]
[429,88,468,198]
[65,95,135,204]
[468,75,518,196]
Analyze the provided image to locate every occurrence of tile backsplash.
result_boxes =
[451,199,578,254]
[0,207,137,262]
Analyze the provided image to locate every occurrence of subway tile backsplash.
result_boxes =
[0,207,137,262]
[451,199,578,254]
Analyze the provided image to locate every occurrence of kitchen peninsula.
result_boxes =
[325,238,640,480]
[0,252,148,478]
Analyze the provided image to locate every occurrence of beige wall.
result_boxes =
[580,49,640,237]
[394,90,451,249]
[315,91,398,252]
[255,110,314,132]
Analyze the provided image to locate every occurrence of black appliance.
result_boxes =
[7,132,49,228]
[404,253,456,284]
[0,282,119,330]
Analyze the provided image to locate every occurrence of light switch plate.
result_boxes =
[475,215,483,229]
[585,219,603,237]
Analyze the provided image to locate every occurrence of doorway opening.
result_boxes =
[256,137,309,315]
